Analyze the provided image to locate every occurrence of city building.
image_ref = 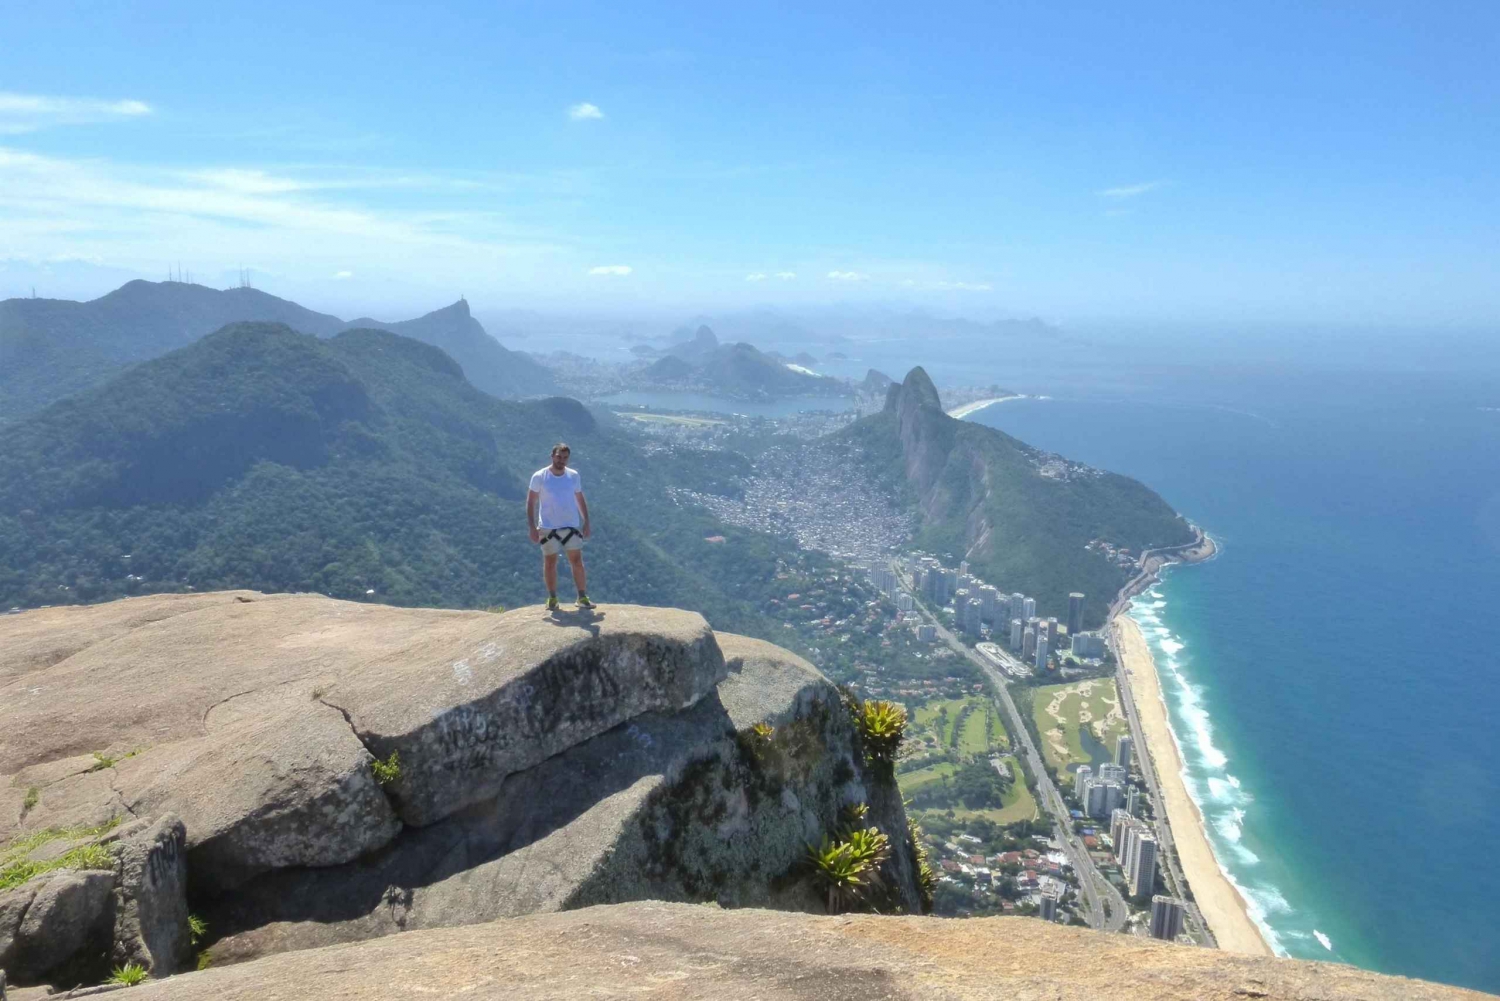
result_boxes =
[1127,786,1142,817]
[1115,735,1134,772]
[1150,896,1185,941]
[962,596,984,636]
[1010,618,1024,650]
[1070,631,1105,658]
[1023,597,1036,620]
[1110,808,1132,850]
[1127,831,1158,898]
[1068,593,1085,636]
[1046,616,1059,641]
[915,623,937,642]
[1022,626,1037,661]
[1079,767,1124,819]
[978,584,1000,622]
[1034,634,1049,670]
[1010,593,1025,624]
[1099,763,1126,785]
[959,560,969,576]
[896,593,915,612]
[1039,892,1059,922]
[1074,766,1092,802]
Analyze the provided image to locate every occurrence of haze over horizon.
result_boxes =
[3,1,1498,332]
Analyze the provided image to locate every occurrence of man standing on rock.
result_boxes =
[527,442,594,611]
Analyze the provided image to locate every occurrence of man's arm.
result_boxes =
[526,490,540,543]
[576,492,590,538]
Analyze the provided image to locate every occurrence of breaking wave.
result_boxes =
[1129,579,1294,957]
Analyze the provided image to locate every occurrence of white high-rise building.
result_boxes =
[1127,831,1158,898]
[1150,896,1185,941]
[963,597,984,636]
[1010,618,1024,650]
[1127,786,1142,817]
[979,584,1000,622]
[1074,766,1093,806]
[1022,626,1037,661]
[1115,735,1134,772]
[1010,593,1025,623]
[1034,634,1049,670]
[1023,597,1037,620]
[1099,763,1126,785]
[959,560,970,576]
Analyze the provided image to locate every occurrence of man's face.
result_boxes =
[551,448,570,468]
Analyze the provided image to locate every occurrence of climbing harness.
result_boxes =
[540,527,583,547]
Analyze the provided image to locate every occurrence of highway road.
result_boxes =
[894,562,1128,934]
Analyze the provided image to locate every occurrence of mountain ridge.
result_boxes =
[841,366,1194,625]
[0,280,555,421]
[0,321,803,630]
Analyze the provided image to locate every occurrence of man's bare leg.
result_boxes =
[566,549,587,596]
[543,553,559,599]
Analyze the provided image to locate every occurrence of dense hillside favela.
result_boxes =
[2,280,1485,1001]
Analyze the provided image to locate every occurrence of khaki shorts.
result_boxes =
[539,528,586,556]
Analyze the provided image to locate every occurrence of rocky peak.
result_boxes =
[884,365,943,414]
[693,324,718,347]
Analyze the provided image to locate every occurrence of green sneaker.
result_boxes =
[546,595,560,612]
[576,593,595,609]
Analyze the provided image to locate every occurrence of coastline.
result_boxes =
[1114,608,1272,956]
[946,394,1024,419]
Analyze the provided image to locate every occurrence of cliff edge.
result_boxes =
[1,593,918,988]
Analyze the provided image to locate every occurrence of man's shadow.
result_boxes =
[543,606,604,637]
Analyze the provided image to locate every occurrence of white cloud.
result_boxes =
[775,271,796,280]
[0,92,151,133]
[1097,180,1165,199]
[0,146,566,290]
[745,272,767,281]
[588,264,632,276]
[827,270,868,281]
[332,270,354,279]
[568,102,604,121]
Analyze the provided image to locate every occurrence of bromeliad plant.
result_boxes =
[806,836,871,913]
[855,699,908,770]
[807,803,894,913]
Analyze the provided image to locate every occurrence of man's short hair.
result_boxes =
[551,442,570,457]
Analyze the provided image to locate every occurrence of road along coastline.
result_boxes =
[1109,532,1272,956]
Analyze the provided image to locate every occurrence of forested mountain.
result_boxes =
[0,322,793,631]
[840,367,1195,627]
[0,280,554,420]
[638,324,848,398]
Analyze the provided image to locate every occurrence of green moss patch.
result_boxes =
[0,818,121,891]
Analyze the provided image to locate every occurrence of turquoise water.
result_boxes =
[971,374,1500,993]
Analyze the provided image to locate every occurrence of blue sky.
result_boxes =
[1,1,1496,325]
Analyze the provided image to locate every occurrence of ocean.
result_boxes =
[966,367,1500,994]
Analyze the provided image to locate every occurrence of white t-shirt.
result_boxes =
[529,466,583,529]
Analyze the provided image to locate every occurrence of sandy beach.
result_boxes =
[1114,614,1272,956]
[946,394,1023,419]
